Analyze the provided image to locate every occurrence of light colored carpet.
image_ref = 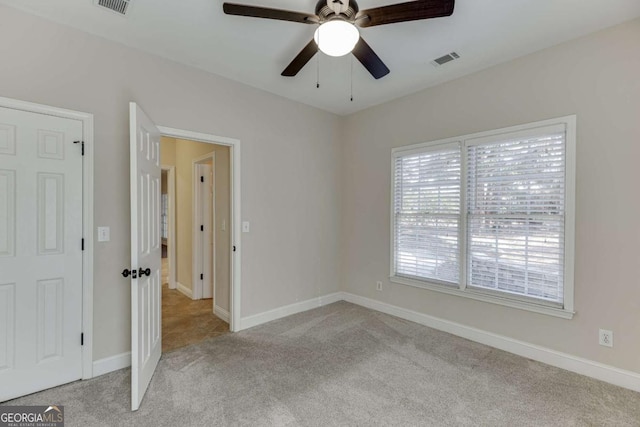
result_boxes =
[4,301,640,426]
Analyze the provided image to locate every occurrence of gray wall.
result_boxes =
[0,5,343,361]
[341,18,640,373]
[2,3,639,376]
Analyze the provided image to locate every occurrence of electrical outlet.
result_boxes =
[599,329,613,347]
[376,281,383,291]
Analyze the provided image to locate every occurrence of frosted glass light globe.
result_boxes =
[314,21,359,57]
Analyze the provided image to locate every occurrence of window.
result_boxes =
[391,117,575,318]
[393,144,461,284]
[161,193,168,240]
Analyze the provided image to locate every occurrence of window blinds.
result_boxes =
[393,145,461,284]
[466,130,566,303]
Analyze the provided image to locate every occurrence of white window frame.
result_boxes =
[390,116,576,319]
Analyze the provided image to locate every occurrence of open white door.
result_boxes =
[128,102,162,411]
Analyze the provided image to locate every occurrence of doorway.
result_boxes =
[161,166,176,290]
[159,136,232,352]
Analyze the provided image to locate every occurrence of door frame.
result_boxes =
[0,96,94,379]
[192,153,215,301]
[160,165,176,290]
[158,126,241,332]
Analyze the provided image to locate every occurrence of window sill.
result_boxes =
[389,275,575,320]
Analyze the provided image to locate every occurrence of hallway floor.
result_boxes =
[161,260,229,352]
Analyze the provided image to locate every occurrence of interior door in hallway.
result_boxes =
[202,163,214,300]
[129,102,162,411]
[0,106,83,401]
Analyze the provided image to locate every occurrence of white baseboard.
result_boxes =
[238,292,343,331]
[92,352,131,377]
[89,291,640,393]
[341,292,640,393]
[176,282,193,299]
[214,305,230,323]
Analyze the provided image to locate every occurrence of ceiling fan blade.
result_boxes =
[352,37,390,79]
[223,3,317,24]
[281,40,318,77]
[356,0,454,28]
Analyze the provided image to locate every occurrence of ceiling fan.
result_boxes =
[223,0,455,80]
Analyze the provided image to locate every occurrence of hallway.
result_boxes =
[161,261,229,352]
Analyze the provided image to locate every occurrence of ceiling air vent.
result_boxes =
[95,0,131,16]
[431,52,460,67]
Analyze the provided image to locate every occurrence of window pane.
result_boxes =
[161,194,168,240]
[394,146,460,284]
[466,132,565,303]
[468,216,564,302]
[396,214,459,283]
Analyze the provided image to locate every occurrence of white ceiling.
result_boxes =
[2,0,639,115]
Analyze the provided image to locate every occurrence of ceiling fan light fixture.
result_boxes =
[314,21,359,57]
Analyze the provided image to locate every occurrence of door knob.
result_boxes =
[138,268,151,277]
[122,268,138,279]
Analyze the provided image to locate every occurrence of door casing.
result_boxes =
[158,126,241,332]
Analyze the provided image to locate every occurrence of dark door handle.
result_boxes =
[138,268,151,277]
[122,269,138,279]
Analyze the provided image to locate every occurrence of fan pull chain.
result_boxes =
[350,55,354,102]
[316,32,320,89]
[316,54,320,89]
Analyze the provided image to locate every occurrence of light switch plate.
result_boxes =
[242,221,250,233]
[97,226,110,242]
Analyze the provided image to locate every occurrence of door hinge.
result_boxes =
[200,273,203,280]
[233,245,236,252]
[200,225,204,231]
[81,333,84,346]
[74,140,85,156]
[200,176,204,183]
[81,238,85,251]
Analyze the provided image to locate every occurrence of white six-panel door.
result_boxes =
[129,103,162,411]
[0,106,83,402]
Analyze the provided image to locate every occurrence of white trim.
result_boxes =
[158,127,239,147]
[238,292,343,331]
[92,352,131,377]
[192,151,216,164]
[176,282,193,299]
[0,96,95,380]
[341,292,640,393]
[465,123,567,147]
[563,116,577,314]
[161,166,176,290]
[392,116,576,155]
[81,111,95,381]
[390,115,577,318]
[158,126,240,333]
[214,305,230,323]
[92,291,640,393]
